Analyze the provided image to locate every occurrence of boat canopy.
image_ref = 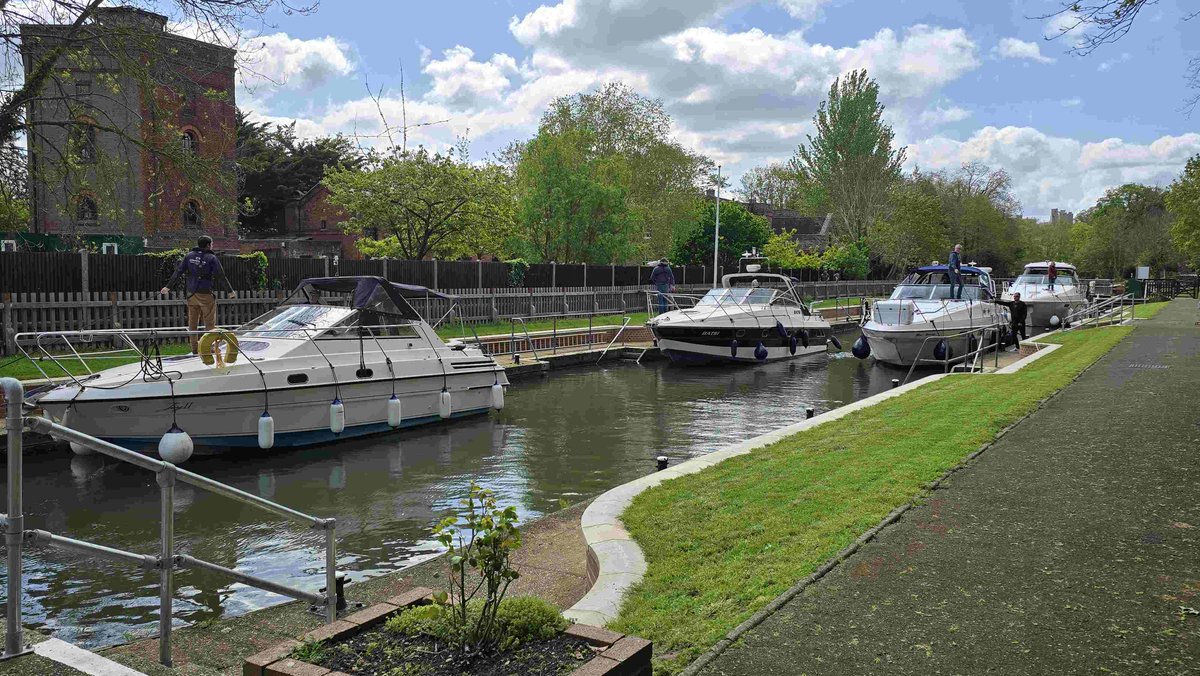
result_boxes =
[287,276,454,321]
[914,264,989,276]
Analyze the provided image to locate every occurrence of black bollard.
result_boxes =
[891,378,900,389]
[805,407,815,419]
[656,456,669,471]
[513,353,521,364]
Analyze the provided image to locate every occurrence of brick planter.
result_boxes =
[242,586,651,676]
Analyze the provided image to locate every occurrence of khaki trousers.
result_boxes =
[186,292,217,353]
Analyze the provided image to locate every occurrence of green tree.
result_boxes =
[870,182,948,274]
[738,162,826,214]
[820,240,871,279]
[1166,155,1200,267]
[1073,184,1176,277]
[791,69,905,243]
[671,200,772,274]
[323,144,515,261]
[0,143,28,231]
[1017,217,1075,264]
[512,127,639,263]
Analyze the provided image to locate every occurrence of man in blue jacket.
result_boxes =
[650,258,675,314]
[160,236,235,354]
[948,243,964,300]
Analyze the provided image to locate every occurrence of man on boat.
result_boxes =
[996,292,1028,351]
[160,235,235,354]
[1047,261,1058,290]
[948,244,964,300]
[650,258,675,314]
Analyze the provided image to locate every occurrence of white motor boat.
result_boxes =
[647,273,835,363]
[28,277,507,457]
[857,264,1009,367]
[1003,261,1089,333]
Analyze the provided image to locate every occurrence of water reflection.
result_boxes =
[3,342,918,647]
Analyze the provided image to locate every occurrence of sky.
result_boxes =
[219,0,1200,219]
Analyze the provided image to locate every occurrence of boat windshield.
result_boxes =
[241,305,356,338]
[695,287,781,306]
[1015,271,1077,286]
[890,284,985,301]
[697,289,730,306]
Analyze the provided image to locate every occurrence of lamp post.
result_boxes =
[713,165,721,288]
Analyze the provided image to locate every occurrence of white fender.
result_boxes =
[388,395,402,428]
[258,412,275,449]
[158,424,194,464]
[491,383,505,410]
[330,399,345,434]
[439,390,452,419]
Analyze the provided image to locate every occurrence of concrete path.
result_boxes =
[703,299,1200,675]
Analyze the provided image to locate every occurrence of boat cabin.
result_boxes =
[698,273,811,313]
[891,265,997,302]
[1014,262,1079,288]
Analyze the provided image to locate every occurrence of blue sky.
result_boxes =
[226,0,1200,218]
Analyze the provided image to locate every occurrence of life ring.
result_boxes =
[198,330,239,366]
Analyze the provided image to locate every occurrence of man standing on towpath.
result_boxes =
[996,291,1028,352]
[650,258,675,314]
[160,235,235,354]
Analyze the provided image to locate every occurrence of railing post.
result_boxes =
[157,464,176,667]
[324,519,338,624]
[3,378,28,659]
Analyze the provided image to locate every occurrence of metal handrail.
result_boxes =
[596,317,633,364]
[2,378,339,667]
[901,322,1006,385]
[1063,293,1133,329]
[509,317,542,362]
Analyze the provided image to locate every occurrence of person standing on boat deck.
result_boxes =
[1047,261,1058,290]
[160,235,235,354]
[650,258,675,314]
[996,292,1028,351]
[948,244,964,300]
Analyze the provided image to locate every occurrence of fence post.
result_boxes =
[110,292,119,329]
[582,263,587,288]
[1,293,12,355]
[611,265,615,287]
[323,257,330,277]
[80,251,89,294]
[551,261,556,288]
[433,259,439,290]
[702,265,706,288]
[478,260,483,290]
[380,258,388,280]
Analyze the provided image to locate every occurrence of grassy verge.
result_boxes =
[1134,300,1169,319]
[809,296,864,310]
[0,344,192,381]
[435,312,648,340]
[611,325,1133,674]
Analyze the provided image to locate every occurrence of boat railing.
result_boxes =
[901,322,1006,386]
[0,377,341,668]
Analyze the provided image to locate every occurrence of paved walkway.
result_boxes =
[703,299,1200,675]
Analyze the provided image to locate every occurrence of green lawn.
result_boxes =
[612,325,1134,674]
[809,296,865,310]
[0,343,192,381]
[436,313,647,340]
[1134,300,1169,319]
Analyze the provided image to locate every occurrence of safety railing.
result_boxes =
[1063,293,1136,330]
[1,378,339,667]
[901,323,1006,386]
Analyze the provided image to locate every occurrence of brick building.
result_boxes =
[239,183,363,259]
[18,7,237,254]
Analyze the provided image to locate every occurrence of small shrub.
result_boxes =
[291,638,328,663]
[495,596,568,649]
[384,603,458,642]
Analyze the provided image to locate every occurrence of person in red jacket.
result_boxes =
[1047,261,1058,290]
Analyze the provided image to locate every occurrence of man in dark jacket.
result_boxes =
[160,235,235,354]
[996,292,1028,351]
[650,258,675,314]
[947,243,964,299]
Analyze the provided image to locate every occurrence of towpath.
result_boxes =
[703,298,1200,675]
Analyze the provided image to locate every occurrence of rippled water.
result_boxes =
[4,338,919,648]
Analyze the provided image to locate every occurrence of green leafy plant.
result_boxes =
[432,481,522,653]
[507,258,529,288]
[384,596,566,651]
[291,638,328,663]
[236,250,269,290]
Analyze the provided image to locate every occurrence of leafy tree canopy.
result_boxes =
[671,200,771,274]
[1166,154,1200,267]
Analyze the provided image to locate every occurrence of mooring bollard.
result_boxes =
[656,456,669,471]
[891,378,900,389]
[805,407,814,419]
[513,353,520,364]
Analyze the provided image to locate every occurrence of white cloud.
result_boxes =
[777,0,831,21]
[238,33,355,92]
[422,46,519,106]
[836,25,979,99]
[1097,52,1132,71]
[918,105,971,127]
[994,37,1054,64]
[510,0,738,51]
[908,127,1200,215]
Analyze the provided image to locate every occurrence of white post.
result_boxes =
[713,165,721,288]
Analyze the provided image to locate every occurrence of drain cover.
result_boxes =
[1124,362,1169,369]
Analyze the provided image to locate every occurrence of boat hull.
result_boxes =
[651,323,831,364]
[861,325,1002,368]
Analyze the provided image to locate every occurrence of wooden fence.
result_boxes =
[0,251,880,294]
[1,280,899,355]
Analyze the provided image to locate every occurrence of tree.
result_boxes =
[323,144,515,261]
[790,69,905,243]
[762,230,822,270]
[237,111,363,233]
[512,128,639,263]
[738,163,826,213]
[671,200,772,274]
[1073,184,1176,277]
[0,143,28,231]
[870,182,948,275]
[1018,217,1076,264]
[1038,1,1199,112]
[1166,155,1200,267]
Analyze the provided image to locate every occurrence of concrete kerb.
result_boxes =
[563,337,1066,631]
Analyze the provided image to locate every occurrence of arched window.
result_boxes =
[181,130,198,155]
[72,124,96,163]
[182,200,201,227]
[76,196,98,223]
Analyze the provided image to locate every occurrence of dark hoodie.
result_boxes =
[650,262,675,286]
[166,247,233,296]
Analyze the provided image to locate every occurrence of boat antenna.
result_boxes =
[713,164,721,289]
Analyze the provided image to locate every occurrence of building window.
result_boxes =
[182,200,201,227]
[1,240,16,252]
[320,219,327,231]
[76,196,98,223]
[181,130,198,155]
[101,242,118,255]
[76,81,91,96]
[72,124,96,163]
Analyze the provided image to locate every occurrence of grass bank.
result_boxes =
[435,312,647,341]
[809,296,864,310]
[1134,300,1169,319]
[611,325,1133,674]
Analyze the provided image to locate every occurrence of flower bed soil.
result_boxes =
[316,624,595,676]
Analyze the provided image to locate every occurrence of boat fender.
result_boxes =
[799,330,809,349]
[387,395,402,428]
[1050,315,1061,327]
[330,399,345,434]
[439,390,453,419]
[158,423,194,464]
[730,340,739,358]
[258,412,275,449]
[491,383,505,410]
[934,339,951,361]
[789,335,798,355]
[63,408,94,456]
[198,330,239,366]
[775,321,788,339]
[754,342,769,361]
[851,335,871,359]
[827,335,843,350]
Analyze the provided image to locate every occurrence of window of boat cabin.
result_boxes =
[1016,268,1077,286]
[242,305,356,338]
[697,289,731,305]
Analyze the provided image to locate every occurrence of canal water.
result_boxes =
[8,343,917,648]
